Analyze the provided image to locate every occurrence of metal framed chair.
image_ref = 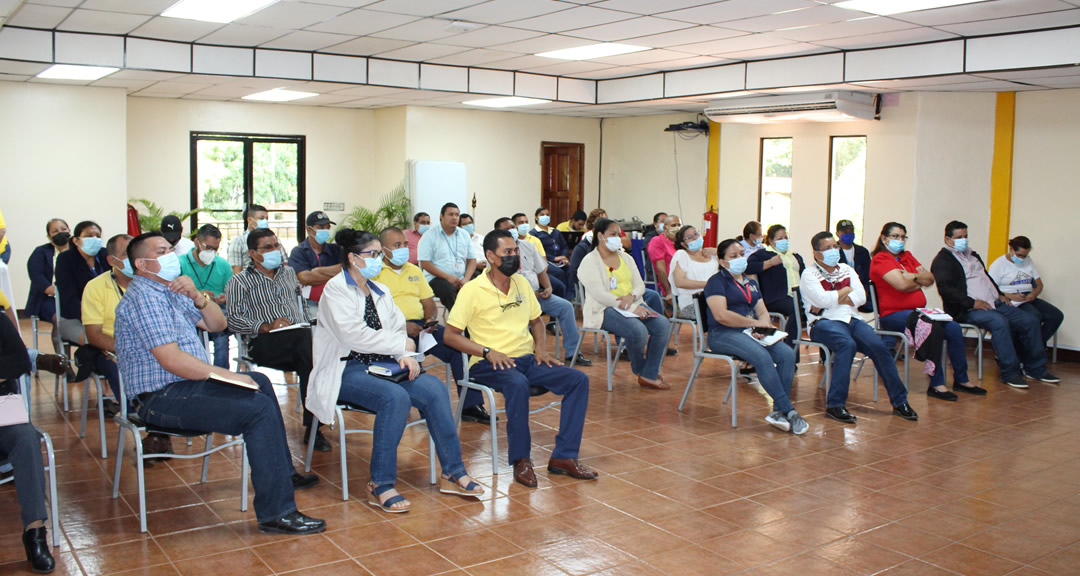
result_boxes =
[854,282,911,388]
[235,334,304,414]
[569,281,625,392]
[677,293,742,428]
[0,374,61,547]
[52,287,115,457]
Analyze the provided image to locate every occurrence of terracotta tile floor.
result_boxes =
[3,319,1079,575]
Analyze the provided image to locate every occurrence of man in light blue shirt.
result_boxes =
[417,202,476,310]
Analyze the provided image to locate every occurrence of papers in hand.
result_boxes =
[270,322,311,333]
[418,331,438,354]
[0,394,29,427]
[615,306,658,319]
[207,373,259,390]
[743,328,789,347]
[917,308,953,321]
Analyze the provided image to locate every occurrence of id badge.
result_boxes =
[454,261,465,276]
[609,276,618,290]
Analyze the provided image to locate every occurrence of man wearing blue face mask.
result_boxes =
[458,213,486,274]
[290,211,343,320]
[800,231,917,424]
[835,219,873,313]
[80,234,132,413]
[226,228,331,452]
[228,204,269,274]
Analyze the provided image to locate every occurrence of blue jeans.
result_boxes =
[467,355,589,464]
[336,360,467,487]
[601,308,670,380]
[0,423,47,527]
[539,294,580,360]
[880,311,969,387]
[547,266,568,299]
[643,289,663,314]
[209,330,231,369]
[136,372,297,523]
[965,302,1047,380]
[98,354,121,399]
[409,322,479,410]
[809,318,908,408]
[706,329,796,414]
[1018,298,1064,345]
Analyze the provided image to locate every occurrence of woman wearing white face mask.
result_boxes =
[579,218,671,390]
[988,236,1064,347]
[669,225,718,320]
[179,224,234,369]
[308,228,482,513]
[747,224,804,355]
[704,239,807,434]
[54,220,107,344]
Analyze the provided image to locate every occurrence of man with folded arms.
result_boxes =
[444,229,597,487]
[225,228,329,451]
[114,231,324,535]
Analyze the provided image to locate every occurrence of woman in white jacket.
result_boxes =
[308,229,482,514]
[579,218,671,390]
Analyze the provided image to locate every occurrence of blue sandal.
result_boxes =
[367,482,410,513]
[440,474,485,498]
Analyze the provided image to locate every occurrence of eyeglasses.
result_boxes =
[356,250,381,257]
[886,234,909,241]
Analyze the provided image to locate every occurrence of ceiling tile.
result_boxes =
[130,17,224,42]
[816,27,957,49]
[522,60,618,75]
[375,43,468,60]
[318,36,413,55]
[7,4,71,28]
[371,17,475,41]
[661,0,820,25]
[0,73,32,82]
[917,80,1041,91]
[56,9,151,34]
[260,30,357,51]
[480,54,559,70]
[890,0,1074,26]
[364,0,489,17]
[90,78,156,91]
[572,65,648,78]
[110,69,186,81]
[722,5,859,33]
[284,93,358,104]
[591,48,699,66]
[0,59,49,75]
[503,6,636,33]
[488,34,594,54]
[78,0,175,15]
[327,98,376,108]
[305,9,419,35]
[635,55,731,70]
[427,48,522,65]
[288,0,381,7]
[767,16,915,42]
[239,2,351,29]
[440,0,572,25]
[627,25,744,48]
[328,84,408,96]
[673,33,790,56]
[565,16,694,41]
[430,26,543,48]
[25,0,80,7]
[590,0,717,15]
[197,24,289,46]
[936,8,1080,35]
[719,42,833,60]
[1027,75,1080,87]
[976,66,1080,80]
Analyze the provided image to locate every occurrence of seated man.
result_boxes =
[557,209,588,242]
[988,235,1064,347]
[835,219,873,313]
[444,230,597,488]
[374,226,487,424]
[417,203,476,310]
[643,212,667,246]
[458,213,486,275]
[227,204,268,274]
[511,212,564,298]
[932,221,1058,387]
[115,232,324,535]
[225,228,329,451]
[289,211,342,320]
[647,214,681,305]
[179,224,233,369]
[161,215,195,257]
[801,231,918,424]
[495,217,591,367]
[404,212,429,266]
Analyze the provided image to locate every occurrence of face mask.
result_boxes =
[517,224,531,238]
[79,236,103,256]
[754,237,763,246]
[150,252,181,282]
[952,238,968,253]
[197,249,216,265]
[255,219,269,229]
[886,239,905,254]
[51,232,70,246]
[1010,255,1025,265]
[357,256,382,279]
[728,257,748,276]
[461,224,475,235]
[497,255,520,276]
[314,229,331,245]
[820,248,841,267]
[509,227,520,240]
[117,258,134,278]
[688,237,704,252]
[604,236,622,252]
[417,224,430,235]
[386,247,409,266]
[538,215,551,226]
[775,239,790,253]
[839,232,855,245]
[260,250,282,270]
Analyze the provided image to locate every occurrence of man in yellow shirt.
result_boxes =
[444,229,596,488]
[80,235,132,405]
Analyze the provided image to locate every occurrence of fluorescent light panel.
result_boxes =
[463,96,551,108]
[242,88,319,102]
[163,0,278,23]
[536,43,649,61]
[36,64,118,81]
[835,0,986,16]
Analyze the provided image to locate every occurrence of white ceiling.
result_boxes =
[2,0,1080,116]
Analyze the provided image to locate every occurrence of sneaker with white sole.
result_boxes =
[1004,375,1029,389]
[765,411,791,432]
[1025,372,1061,384]
[787,411,809,435]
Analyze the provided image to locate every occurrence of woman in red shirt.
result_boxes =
[869,222,986,400]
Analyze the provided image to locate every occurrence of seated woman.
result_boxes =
[669,225,718,319]
[54,220,106,345]
[308,228,483,514]
[746,224,804,355]
[580,218,671,390]
[737,221,765,258]
[24,218,70,328]
[870,222,985,400]
[988,236,1064,347]
[704,239,808,434]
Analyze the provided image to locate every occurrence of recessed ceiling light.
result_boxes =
[36,64,118,81]
[463,97,551,108]
[242,88,319,102]
[536,43,650,61]
[834,0,986,16]
[162,0,279,23]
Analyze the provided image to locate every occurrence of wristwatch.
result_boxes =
[482,347,492,360]
[194,293,210,310]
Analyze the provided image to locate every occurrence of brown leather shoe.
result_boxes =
[637,375,671,390]
[548,458,599,480]
[513,458,537,488]
[35,353,70,376]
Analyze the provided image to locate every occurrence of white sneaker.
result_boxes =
[787,411,809,435]
[765,411,791,432]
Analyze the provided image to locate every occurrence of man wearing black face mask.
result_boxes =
[443,230,597,488]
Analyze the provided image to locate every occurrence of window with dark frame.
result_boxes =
[826,135,868,244]
[759,137,793,230]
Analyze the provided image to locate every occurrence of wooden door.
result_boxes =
[541,142,584,224]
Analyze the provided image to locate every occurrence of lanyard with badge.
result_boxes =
[111,272,125,300]
[442,230,465,276]
[189,251,217,289]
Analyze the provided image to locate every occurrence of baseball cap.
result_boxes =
[161,215,182,243]
[306,211,335,227]
[836,219,855,232]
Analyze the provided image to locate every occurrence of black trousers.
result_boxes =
[0,420,47,528]
[428,277,460,311]
[248,329,315,428]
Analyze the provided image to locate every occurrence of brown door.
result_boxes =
[541,142,584,224]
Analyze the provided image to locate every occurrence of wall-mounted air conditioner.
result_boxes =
[703,91,879,124]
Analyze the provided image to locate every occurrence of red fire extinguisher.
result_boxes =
[127,204,142,236]
[703,205,718,249]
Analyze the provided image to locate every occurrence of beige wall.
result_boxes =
[1013,88,1079,349]
[373,106,407,202]
[1,83,127,314]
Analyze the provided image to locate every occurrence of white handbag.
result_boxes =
[0,394,29,427]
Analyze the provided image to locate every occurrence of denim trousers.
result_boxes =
[643,289,663,313]
[208,330,231,369]
[601,308,670,380]
[706,329,796,414]
[467,355,589,464]
[408,321,480,410]
[539,294,580,360]
[809,318,908,408]
[137,372,297,523]
[98,354,122,399]
[336,360,467,487]
[879,311,969,387]
[764,295,800,361]
[1018,298,1064,345]
[0,423,48,527]
[965,302,1047,380]
[547,267,568,299]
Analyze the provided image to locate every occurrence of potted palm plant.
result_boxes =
[338,181,411,233]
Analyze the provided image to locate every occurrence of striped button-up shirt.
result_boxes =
[224,264,306,336]
[114,276,209,396]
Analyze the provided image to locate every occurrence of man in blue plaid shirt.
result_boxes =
[114,231,326,536]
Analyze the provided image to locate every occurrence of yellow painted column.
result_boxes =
[706,120,720,210]
[988,92,1015,262]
